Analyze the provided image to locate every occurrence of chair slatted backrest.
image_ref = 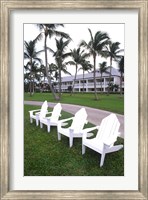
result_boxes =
[50,103,62,122]
[71,108,87,133]
[39,101,48,119]
[96,114,120,143]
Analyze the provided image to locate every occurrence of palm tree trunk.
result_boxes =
[44,34,59,100]
[29,59,33,96]
[83,70,84,93]
[58,59,62,100]
[32,77,34,94]
[101,73,103,93]
[120,73,123,95]
[93,55,98,100]
[29,78,32,96]
[108,57,112,95]
[71,64,78,96]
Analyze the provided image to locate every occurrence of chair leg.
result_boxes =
[30,118,33,123]
[69,136,73,148]
[100,152,106,167]
[36,119,39,126]
[40,122,43,128]
[47,125,50,133]
[57,132,61,140]
[82,144,86,155]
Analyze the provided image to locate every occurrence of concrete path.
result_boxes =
[24,101,124,138]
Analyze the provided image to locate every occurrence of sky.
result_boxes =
[24,23,124,76]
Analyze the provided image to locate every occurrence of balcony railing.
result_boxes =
[59,81,119,89]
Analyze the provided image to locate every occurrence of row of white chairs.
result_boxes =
[29,100,123,167]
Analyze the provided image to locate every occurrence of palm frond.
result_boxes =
[24,52,30,59]
[62,52,72,60]
[66,61,76,66]
[33,33,43,43]
[46,47,55,55]
[79,40,88,48]
[62,68,71,75]
[88,28,94,43]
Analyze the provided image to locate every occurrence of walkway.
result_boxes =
[24,101,124,138]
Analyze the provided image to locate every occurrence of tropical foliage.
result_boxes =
[98,61,108,93]
[24,24,124,99]
[49,37,72,99]
[80,29,110,100]
[118,56,124,95]
[36,24,71,100]
[24,35,42,95]
[104,41,124,94]
[66,47,90,94]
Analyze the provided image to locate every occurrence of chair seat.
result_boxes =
[40,103,62,132]
[57,108,88,147]
[58,127,83,138]
[40,117,58,126]
[83,138,104,153]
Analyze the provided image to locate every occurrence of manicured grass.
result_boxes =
[24,105,124,176]
[24,92,124,114]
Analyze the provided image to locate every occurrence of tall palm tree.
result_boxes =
[49,62,71,95]
[80,29,109,100]
[99,61,108,93]
[24,35,42,96]
[40,64,47,82]
[50,37,71,99]
[37,24,71,100]
[66,47,90,95]
[79,60,93,93]
[104,41,124,94]
[118,56,124,95]
[24,61,41,94]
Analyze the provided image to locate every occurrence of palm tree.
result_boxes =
[104,41,124,94]
[80,29,109,100]
[49,62,71,95]
[40,64,46,82]
[79,60,93,93]
[37,24,71,100]
[118,56,124,95]
[50,37,71,99]
[99,61,108,93]
[66,47,90,95]
[24,61,41,94]
[24,35,42,96]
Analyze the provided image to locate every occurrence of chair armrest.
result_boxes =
[43,116,51,120]
[82,126,99,140]
[82,125,100,134]
[46,111,52,114]
[58,117,74,124]
[29,109,41,114]
[28,109,41,115]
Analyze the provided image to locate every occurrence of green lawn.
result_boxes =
[24,105,124,176]
[24,92,124,114]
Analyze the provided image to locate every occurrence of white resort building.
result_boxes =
[55,67,124,93]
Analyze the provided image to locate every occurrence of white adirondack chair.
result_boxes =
[40,103,62,133]
[57,108,88,147]
[82,113,123,167]
[29,100,48,126]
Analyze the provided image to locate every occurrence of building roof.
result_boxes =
[61,67,120,82]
